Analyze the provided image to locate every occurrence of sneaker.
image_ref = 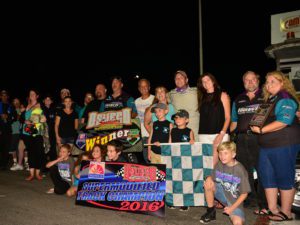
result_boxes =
[167,206,176,209]
[46,188,54,194]
[179,206,189,211]
[24,163,29,171]
[200,209,216,224]
[10,164,24,171]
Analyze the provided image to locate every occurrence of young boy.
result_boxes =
[148,103,173,164]
[106,140,127,162]
[46,144,74,195]
[170,109,194,144]
[200,141,250,225]
[169,109,194,211]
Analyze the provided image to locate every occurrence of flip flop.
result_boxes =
[268,211,293,221]
[253,208,271,215]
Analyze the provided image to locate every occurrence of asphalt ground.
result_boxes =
[0,170,299,225]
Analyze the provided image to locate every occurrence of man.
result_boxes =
[100,76,137,117]
[230,71,268,213]
[169,70,199,141]
[135,79,155,163]
[0,90,16,170]
[82,83,107,124]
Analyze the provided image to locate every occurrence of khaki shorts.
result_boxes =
[150,151,162,164]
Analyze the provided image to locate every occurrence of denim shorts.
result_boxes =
[258,144,299,190]
[60,137,75,145]
[215,183,245,221]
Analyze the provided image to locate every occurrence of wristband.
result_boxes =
[220,130,226,135]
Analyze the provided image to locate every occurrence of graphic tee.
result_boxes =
[212,161,251,211]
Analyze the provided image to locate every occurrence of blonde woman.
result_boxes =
[250,71,300,221]
[144,86,175,134]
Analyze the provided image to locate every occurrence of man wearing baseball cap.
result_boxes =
[169,70,199,141]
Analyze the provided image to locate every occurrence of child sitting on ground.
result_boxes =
[66,151,90,197]
[200,141,250,225]
[46,144,74,195]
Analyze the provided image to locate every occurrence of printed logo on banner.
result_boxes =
[86,108,132,130]
[123,164,157,182]
[85,129,130,151]
[88,161,105,179]
[76,133,87,149]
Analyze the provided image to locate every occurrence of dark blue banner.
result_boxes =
[76,161,166,217]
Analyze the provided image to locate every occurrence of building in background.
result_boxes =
[265,10,300,95]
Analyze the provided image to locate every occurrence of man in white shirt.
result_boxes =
[135,79,155,163]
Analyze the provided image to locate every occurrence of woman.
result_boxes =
[197,73,231,166]
[144,86,175,134]
[22,89,46,181]
[55,96,78,146]
[250,71,300,221]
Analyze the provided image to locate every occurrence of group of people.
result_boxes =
[1,70,300,224]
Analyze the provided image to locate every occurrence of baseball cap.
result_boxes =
[172,109,189,119]
[174,70,188,79]
[1,90,8,95]
[60,88,70,94]
[151,103,167,113]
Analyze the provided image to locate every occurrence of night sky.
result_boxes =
[3,1,299,104]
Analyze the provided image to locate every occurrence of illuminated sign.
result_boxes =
[281,15,300,31]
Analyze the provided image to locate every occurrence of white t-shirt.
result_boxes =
[135,95,155,137]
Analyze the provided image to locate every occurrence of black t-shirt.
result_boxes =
[57,109,77,138]
[233,90,264,133]
[151,120,171,154]
[83,99,103,121]
[171,127,191,142]
[42,104,56,131]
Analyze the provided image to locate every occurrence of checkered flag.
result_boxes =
[117,167,125,177]
[161,142,213,206]
[156,169,166,181]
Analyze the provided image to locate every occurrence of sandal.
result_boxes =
[253,208,271,215]
[268,211,293,221]
[25,175,34,181]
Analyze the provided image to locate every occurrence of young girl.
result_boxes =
[66,151,90,197]
[89,144,106,162]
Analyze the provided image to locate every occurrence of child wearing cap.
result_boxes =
[169,109,194,145]
[168,109,194,211]
[148,103,173,164]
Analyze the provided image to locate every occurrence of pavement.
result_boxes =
[0,170,299,225]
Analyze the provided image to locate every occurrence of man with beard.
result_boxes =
[230,71,268,214]
[169,70,199,141]
[82,83,107,124]
[100,76,137,118]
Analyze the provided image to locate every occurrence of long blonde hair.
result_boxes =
[152,86,171,104]
[263,71,300,108]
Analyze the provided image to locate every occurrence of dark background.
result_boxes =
[3,1,299,104]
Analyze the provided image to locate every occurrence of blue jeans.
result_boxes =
[215,183,245,221]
